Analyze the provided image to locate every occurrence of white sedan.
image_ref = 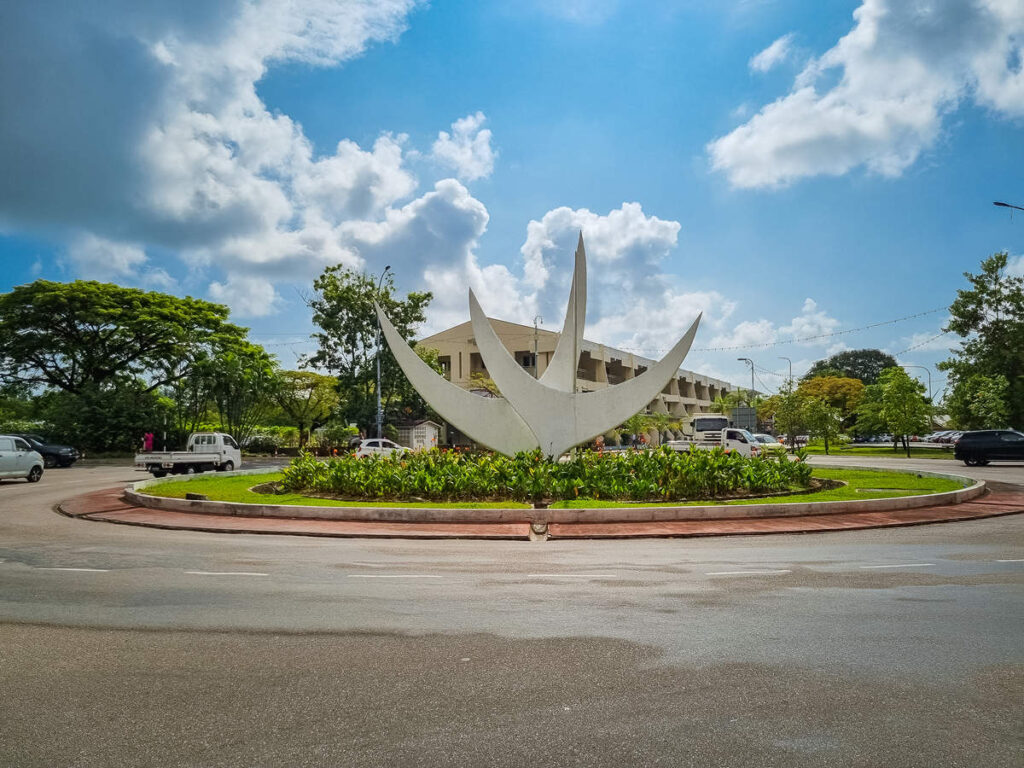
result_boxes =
[354,438,407,458]
[753,433,785,450]
[0,435,44,482]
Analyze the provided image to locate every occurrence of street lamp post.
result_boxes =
[899,364,932,402]
[778,356,793,386]
[993,201,1024,213]
[375,265,392,439]
[533,315,543,378]
[737,357,754,404]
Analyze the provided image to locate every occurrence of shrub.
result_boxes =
[281,446,813,503]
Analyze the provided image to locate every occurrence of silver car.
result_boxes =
[0,435,44,482]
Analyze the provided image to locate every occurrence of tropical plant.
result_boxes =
[281,446,813,503]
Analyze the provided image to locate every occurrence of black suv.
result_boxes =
[953,430,1024,466]
[13,434,80,468]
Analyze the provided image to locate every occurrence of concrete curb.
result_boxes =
[124,465,986,525]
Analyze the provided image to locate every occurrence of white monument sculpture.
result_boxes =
[376,233,701,458]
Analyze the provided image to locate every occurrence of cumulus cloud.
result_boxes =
[1007,254,1024,278]
[709,0,1024,188]
[749,33,794,73]
[709,296,841,349]
[430,112,497,182]
[209,275,283,318]
[65,232,174,289]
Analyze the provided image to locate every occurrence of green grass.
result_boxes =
[145,467,965,509]
[803,443,955,459]
[143,473,531,508]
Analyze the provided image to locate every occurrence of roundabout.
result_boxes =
[59,460,1003,541]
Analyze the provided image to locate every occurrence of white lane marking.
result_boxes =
[706,569,792,576]
[996,559,1024,563]
[526,573,618,579]
[859,563,934,569]
[37,567,110,572]
[184,570,269,576]
[347,574,442,579]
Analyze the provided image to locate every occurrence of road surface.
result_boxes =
[1,458,1021,767]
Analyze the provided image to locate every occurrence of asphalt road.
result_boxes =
[1,459,1022,767]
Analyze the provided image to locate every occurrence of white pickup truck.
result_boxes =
[135,432,242,477]
[666,428,762,458]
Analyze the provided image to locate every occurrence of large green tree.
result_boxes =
[207,343,279,445]
[804,397,843,455]
[944,373,1010,430]
[305,266,433,432]
[275,371,340,447]
[0,280,248,394]
[803,349,897,385]
[939,253,1024,429]
[879,367,931,457]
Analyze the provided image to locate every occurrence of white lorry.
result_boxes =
[135,432,242,477]
[666,427,762,458]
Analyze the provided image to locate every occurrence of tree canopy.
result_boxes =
[304,265,433,431]
[796,376,864,423]
[0,280,248,394]
[939,252,1023,428]
[803,349,897,385]
[275,371,340,446]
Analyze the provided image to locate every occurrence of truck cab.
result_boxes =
[666,427,761,457]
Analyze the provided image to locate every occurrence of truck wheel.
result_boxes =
[152,471,167,478]
[27,466,42,483]
[220,461,234,472]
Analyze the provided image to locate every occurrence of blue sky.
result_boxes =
[1,0,1022,397]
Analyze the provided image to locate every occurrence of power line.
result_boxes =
[610,306,948,356]
[893,331,950,357]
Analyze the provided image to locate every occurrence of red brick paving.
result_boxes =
[58,487,1024,540]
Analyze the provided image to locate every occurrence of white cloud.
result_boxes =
[709,296,841,349]
[430,112,497,182]
[749,33,794,73]
[1007,253,1024,278]
[709,0,1024,188]
[209,275,283,318]
[67,233,148,280]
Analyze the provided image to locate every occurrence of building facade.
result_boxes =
[419,318,735,433]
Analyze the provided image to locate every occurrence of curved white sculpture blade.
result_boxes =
[375,303,539,454]
[538,232,586,392]
[468,288,701,458]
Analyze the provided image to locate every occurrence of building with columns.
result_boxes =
[418,317,735,430]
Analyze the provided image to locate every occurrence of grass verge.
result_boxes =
[144,467,966,509]
[803,443,955,459]
[142,473,530,508]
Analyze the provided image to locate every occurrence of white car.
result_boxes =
[354,438,406,458]
[0,435,44,482]
[753,433,785,450]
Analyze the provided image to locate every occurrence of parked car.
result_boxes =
[11,433,80,468]
[954,430,1024,466]
[753,433,785,450]
[0,435,44,482]
[354,438,407,458]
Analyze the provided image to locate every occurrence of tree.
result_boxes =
[945,373,1010,430]
[208,343,278,445]
[939,252,1024,428]
[852,384,886,438]
[769,385,807,451]
[804,397,842,455]
[275,371,340,447]
[305,266,432,431]
[0,280,247,394]
[879,367,930,457]
[797,376,864,426]
[803,349,898,385]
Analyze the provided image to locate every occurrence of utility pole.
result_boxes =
[533,315,543,378]
[375,265,392,439]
